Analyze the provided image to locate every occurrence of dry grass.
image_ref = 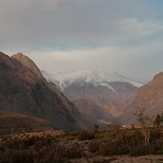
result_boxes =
[0,127,163,162]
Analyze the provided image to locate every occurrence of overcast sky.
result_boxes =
[1,0,163,82]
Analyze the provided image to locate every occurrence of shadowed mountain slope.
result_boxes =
[0,52,82,130]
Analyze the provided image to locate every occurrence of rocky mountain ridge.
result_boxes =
[0,52,82,130]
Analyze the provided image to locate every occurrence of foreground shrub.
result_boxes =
[129,141,163,156]
[150,128,161,143]
[78,130,95,140]
[0,144,79,163]
[0,127,163,162]
[1,133,57,149]
[97,129,159,156]
[34,145,68,163]
[65,144,82,158]
[88,141,100,153]
[98,141,129,156]
[0,150,34,163]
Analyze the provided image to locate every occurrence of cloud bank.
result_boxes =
[1,0,163,81]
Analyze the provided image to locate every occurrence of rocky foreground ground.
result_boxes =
[70,155,163,163]
[0,128,163,163]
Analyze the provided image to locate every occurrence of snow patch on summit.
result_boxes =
[42,70,143,91]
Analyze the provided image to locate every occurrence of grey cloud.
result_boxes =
[1,0,163,81]
[29,41,163,83]
[0,0,161,51]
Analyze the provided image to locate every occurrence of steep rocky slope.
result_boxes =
[121,72,163,124]
[0,52,81,130]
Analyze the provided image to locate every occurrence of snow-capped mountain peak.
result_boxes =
[42,70,143,91]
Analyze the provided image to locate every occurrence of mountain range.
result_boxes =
[45,69,163,125]
[43,70,143,90]
[44,70,139,125]
[1,51,163,130]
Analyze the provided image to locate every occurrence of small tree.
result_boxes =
[135,105,152,145]
[94,124,99,132]
[160,113,163,125]
[153,114,161,128]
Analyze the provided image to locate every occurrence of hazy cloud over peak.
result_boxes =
[1,0,163,81]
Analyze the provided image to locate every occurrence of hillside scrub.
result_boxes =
[0,128,163,162]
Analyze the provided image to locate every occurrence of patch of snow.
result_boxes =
[42,69,143,91]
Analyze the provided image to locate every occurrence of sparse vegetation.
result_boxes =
[78,130,95,140]
[0,126,163,162]
[153,114,161,128]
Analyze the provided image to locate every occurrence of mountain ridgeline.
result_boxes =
[61,76,138,125]
[0,52,82,130]
[55,71,163,125]
[1,51,163,130]
[121,72,163,124]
